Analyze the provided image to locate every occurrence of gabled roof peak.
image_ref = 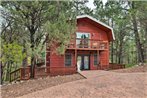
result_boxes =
[76,15,115,40]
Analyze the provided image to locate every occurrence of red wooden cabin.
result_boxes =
[46,15,115,75]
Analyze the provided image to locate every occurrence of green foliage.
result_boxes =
[1,1,77,78]
[0,42,26,83]
[1,1,76,55]
[1,42,26,63]
[73,0,93,15]
[43,2,76,54]
[93,0,147,65]
[125,64,136,68]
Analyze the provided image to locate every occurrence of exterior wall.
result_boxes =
[99,43,109,69]
[77,19,110,69]
[99,50,109,69]
[49,50,77,76]
[90,51,101,70]
[47,50,109,75]
[46,51,50,67]
[77,19,108,41]
[46,18,111,75]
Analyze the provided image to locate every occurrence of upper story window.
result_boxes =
[76,32,90,48]
[76,32,90,39]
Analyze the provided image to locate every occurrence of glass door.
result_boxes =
[83,56,89,70]
[77,55,90,71]
[77,56,82,72]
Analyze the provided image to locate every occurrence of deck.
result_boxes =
[66,38,108,50]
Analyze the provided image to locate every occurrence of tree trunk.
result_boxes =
[110,20,114,63]
[115,40,119,63]
[144,27,147,61]
[118,31,124,64]
[30,56,35,78]
[131,1,144,63]
[6,61,10,81]
[127,56,130,64]
[22,41,28,67]
[111,42,114,63]
[118,42,123,64]
[0,62,2,84]
[30,29,35,78]
[30,33,35,78]
[132,17,144,63]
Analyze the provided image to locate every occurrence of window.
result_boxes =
[65,53,72,66]
[94,53,98,65]
[76,32,90,39]
[76,32,90,48]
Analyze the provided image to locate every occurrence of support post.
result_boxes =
[45,42,47,72]
[97,50,99,70]
[75,50,77,71]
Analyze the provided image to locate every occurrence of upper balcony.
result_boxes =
[66,38,108,50]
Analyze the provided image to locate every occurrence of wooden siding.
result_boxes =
[77,18,109,41]
[48,50,76,75]
[46,17,111,75]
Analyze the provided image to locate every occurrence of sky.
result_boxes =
[86,0,107,9]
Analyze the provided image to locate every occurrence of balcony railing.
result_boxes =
[67,38,108,50]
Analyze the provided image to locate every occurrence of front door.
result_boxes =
[77,55,90,71]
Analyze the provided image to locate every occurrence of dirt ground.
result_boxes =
[1,74,84,98]
[1,65,147,98]
[18,69,147,98]
[112,64,147,73]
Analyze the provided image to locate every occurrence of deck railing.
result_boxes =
[67,38,108,50]
[9,66,50,82]
[109,63,125,70]
[9,68,21,82]
[20,67,30,80]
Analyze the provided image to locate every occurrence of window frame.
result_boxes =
[76,32,91,48]
[76,32,91,39]
[94,53,98,66]
[64,53,72,67]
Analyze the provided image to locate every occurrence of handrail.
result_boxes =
[9,67,50,81]
[9,68,21,82]
[71,38,108,41]
[67,38,108,50]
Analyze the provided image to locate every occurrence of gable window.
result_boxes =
[76,32,90,39]
[94,53,98,65]
[65,53,72,66]
[76,32,90,48]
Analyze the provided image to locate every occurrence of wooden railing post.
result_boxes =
[20,68,22,80]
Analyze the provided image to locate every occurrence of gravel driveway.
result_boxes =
[18,70,147,98]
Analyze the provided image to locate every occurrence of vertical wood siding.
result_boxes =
[46,18,111,75]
